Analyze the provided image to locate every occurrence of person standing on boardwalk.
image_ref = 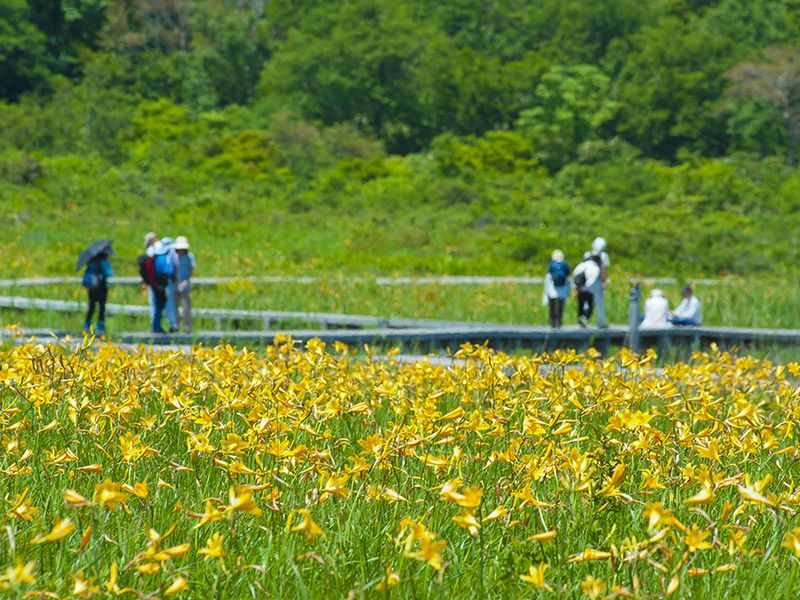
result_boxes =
[143,232,158,324]
[572,252,600,327]
[149,241,175,333]
[586,237,610,328]
[542,250,571,328]
[173,236,195,333]
[159,237,180,333]
[80,244,113,335]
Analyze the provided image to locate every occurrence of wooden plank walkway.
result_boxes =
[88,325,800,353]
[4,322,799,356]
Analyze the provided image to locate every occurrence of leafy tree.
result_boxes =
[103,0,191,52]
[517,64,618,170]
[27,0,108,77]
[257,0,441,152]
[0,0,50,101]
[726,46,800,165]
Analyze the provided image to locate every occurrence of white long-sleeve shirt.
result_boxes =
[672,296,702,324]
[641,295,671,329]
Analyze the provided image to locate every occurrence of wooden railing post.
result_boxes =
[627,282,641,353]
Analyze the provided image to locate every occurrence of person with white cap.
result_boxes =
[586,237,610,328]
[641,289,671,329]
[542,249,571,328]
[173,236,195,333]
[572,251,601,327]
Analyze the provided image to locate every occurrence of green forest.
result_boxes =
[2,0,800,277]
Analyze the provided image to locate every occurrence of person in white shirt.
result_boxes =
[586,237,610,328]
[669,286,702,326]
[641,289,671,329]
[573,252,601,328]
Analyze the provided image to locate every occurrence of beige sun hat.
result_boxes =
[173,236,190,250]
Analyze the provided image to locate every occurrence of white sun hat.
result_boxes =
[174,236,190,250]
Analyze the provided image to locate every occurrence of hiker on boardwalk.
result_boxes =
[641,289,671,328]
[173,236,195,333]
[143,232,158,324]
[159,237,180,333]
[572,252,601,328]
[669,286,702,326]
[586,237,610,328]
[78,240,113,335]
[138,240,175,334]
[542,250,570,329]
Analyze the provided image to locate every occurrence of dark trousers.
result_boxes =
[86,285,108,323]
[151,285,168,332]
[577,290,594,320]
[548,298,565,328]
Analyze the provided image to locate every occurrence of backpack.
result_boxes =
[548,260,570,287]
[82,257,107,290]
[154,253,175,286]
[137,254,159,287]
[573,270,587,289]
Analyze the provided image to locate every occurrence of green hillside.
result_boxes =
[2,0,800,277]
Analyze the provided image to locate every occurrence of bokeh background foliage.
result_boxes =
[2,0,800,277]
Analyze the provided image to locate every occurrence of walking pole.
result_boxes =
[628,282,641,353]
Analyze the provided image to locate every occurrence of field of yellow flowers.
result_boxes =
[1,337,800,598]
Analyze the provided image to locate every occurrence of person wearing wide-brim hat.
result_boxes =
[172,236,195,333]
[159,237,180,332]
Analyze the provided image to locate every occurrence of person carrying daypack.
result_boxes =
[542,250,571,329]
[144,241,173,334]
[572,252,601,328]
[82,252,113,335]
[586,237,610,328]
[140,232,159,326]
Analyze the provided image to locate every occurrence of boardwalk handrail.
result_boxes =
[0,274,740,288]
[0,294,469,330]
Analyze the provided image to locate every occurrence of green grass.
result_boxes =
[1,277,798,333]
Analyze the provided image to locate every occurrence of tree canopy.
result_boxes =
[2,0,800,276]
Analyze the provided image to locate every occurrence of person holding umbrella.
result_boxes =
[77,240,113,335]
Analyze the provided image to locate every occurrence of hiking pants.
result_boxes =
[151,285,167,333]
[85,285,108,324]
[174,286,192,333]
[548,298,565,329]
[165,280,178,330]
[577,291,594,321]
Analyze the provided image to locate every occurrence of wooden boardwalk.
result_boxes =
[6,323,799,357]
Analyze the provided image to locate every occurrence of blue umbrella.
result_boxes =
[76,240,113,271]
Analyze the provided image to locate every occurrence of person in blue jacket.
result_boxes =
[82,253,113,334]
